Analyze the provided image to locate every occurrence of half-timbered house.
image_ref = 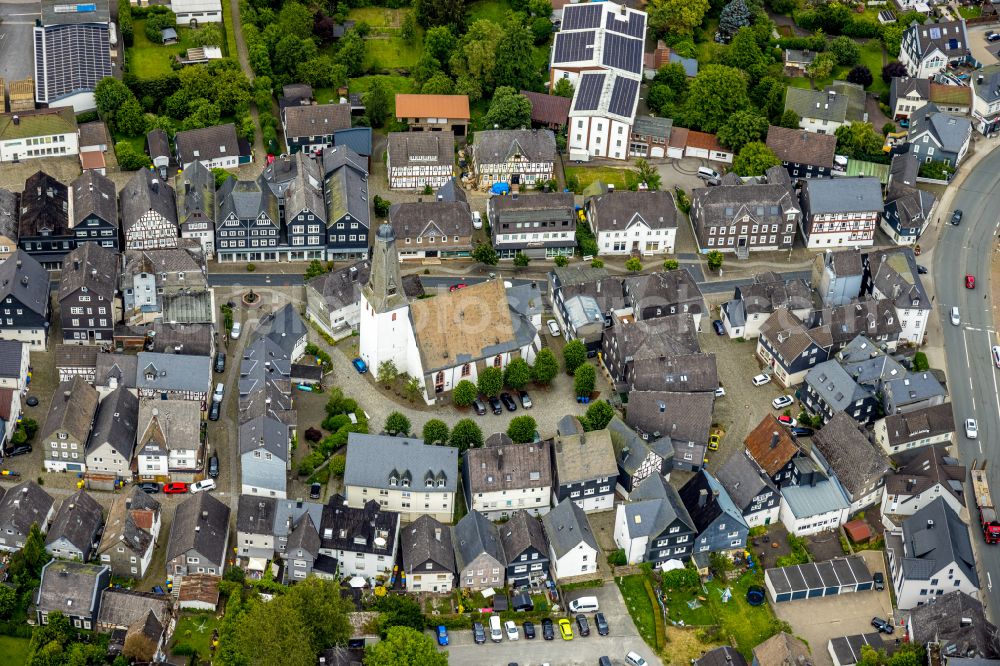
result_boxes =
[120,170,179,251]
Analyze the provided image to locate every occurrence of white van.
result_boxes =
[568,596,600,613]
[697,166,720,181]
[472,211,483,229]
[489,615,503,642]
[213,383,224,402]
[992,345,1000,368]
[951,307,961,326]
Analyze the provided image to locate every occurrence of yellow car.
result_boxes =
[558,618,574,640]
[708,434,721,451]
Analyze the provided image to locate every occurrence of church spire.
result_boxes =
[362,223,408,313]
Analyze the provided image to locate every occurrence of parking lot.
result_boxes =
[0,0,39,83]
[440,584,662,666]
[968,24,1000,69]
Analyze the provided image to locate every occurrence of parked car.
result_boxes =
[951,306,961,326]
[871,617,894,634]
[139,482,160,494]
[772,395,794,410]
[518,390,532,409]
[712,319,726,336]
[505,620,519,641]
[541,618,555,640]
[966,274,976,289]
[791,427,814,438]
[208,401,221,421]
[449,283,468,292]
[595,613,609,636]
[576,615,590,636]
[546,319,561,337]
[3,444,31,457]
[230,322,242,339]
[873,572,885,591]
[752,374,771,387]
[473,622,487,644]
[489,396,503,415]
[208,455,219,478]
[472,398,487,416]
[558,618,573,640]
[213,383,224,403]
[190,478,216,494]
[437,626,449,646]
[500,392,517,412]
[714,387,726,397]
[352,358,368,374]
[310,483,322,499]
[214,352,226,373]
[951,209,963,225]
[966,418,979,439]
[625,652,649,666]
[523,621,536,639]
[988,30,1000,41]
[917,265,928,275]
[777,415,795,426]
[163,482,188,494]
[472,211,483,229]
[708,434,720,451]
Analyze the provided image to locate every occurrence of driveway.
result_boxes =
[967,24,1000,67]
[442,583,662,666]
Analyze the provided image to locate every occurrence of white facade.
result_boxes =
[0,127,79,163]
[345,484,454,523]
[0,326,46,353]
[871,294,929,346]
[593,223,676,256]
[357,299,422,396]
[181,222,215,258]
[613,504,650,565]
[319,527,399,578]
[549,538,598,580]
[559,488,615,513]
[890,548,978,610]
[471,486,551,521]
[873,417,952,456]
[137,449,169,478]
[880,484,964,518]
[567,116,632,162]
[85,441,132,478]
[779,489,849,536]
[170,0,222,24]
[125,211,178,251]
[799,115,846,135]
[802,212,878,249]
[900,46,949,80]
[0,343,29,390]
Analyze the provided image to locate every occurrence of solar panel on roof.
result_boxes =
[574,73,605,112]
[562,2,603,30]
[607,76,639,118]
[605,10,646,38]
[602,33,644,74]
[553,31,596,64]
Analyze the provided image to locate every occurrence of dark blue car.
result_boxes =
[352,358,368,374]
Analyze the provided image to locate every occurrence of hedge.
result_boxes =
[643,577,667,650]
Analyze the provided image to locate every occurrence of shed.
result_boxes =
[843,519,872,544]
[161,28,178,44]
[765,555,874,603]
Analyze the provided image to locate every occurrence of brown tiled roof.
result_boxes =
[395,94,470,120]
[811,412,889,498]
[766,126,837,169]
[884,444,965,506]
[78,121,109,148]
[753,632,813,666]
[760,308,833,361]
[744,415,801,477]
[881,403,954,446]
[80,151,106,170]
[283,103,351,138]
[686,130,725,152]
[178,573,221,607]
[465,440,552,494]
[40,376,99,444]
[520,90,572,127]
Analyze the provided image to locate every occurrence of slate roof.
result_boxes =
[319,495,398,556]
[322,145,370,229]
[283,152,325,222]
[174,123,243,163]
[98,486,159,558]
[286,512,321,556]
[77,121,110,148]
[898,497,978,586]
[625,390,714,444]
[826,248,865,278]
[828,633,889,666]
[86,386,139,461]
[35,561,108,615]
[95,354,138,390]
[387,132,454,168]
[401,514,455,574]
[907,102,972,155]
[389,200,473,240]
[500,510,548,561]
[866,248,930,310]
[678,470,747,534]
[765,125,837,169]
[0,189,18,243]
[45,490,103,554]
[58,241,118,301]
[19,171,69,238]
[609,415,670,476]
[138,399,202,457]
[622,269,706,318]
[283,103,351,138]
[629,352,718,392]
[604,314,700,362]
[622,474,695,538]
[885,181,937,235]
[0,481,54,537]
[41,377,99,444]
[715,452,777,511]
[97,589,172,630]
[70,170,117,228]
[146,129,170,160]
[520,90,572,127]
[973,64,1000,105]
[811,412,888,499]
[344,433,458,492]
[542,498,598,558]
[552,428,617,485]
[253,303,306,358]
[120,168,178,232]
[691,174,799,230]
[453,510,506,571]
[802,177,883,216]
[236,495,276,536]
[884,445,965,507]
[166,492,231,566]
[881,403,954,447]
[473,129,557,166]
[175,160,216,226]
[780,476,850,522]
[306,260,370,311]
[882,371,945,408]
[696,646,749,666]
[0,340,24,378]
[464,440,552,494]
[744,415,801,478]
[136,352,211,393]
[785,86,849,122]
[588,190,677,233]
[0,250,48,317]
[907,592,999,659]
[905,19,970,61]
[805,360,873,413]
[760,308,833,362]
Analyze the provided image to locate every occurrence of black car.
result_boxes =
[871,617,894,634]
[214,352,226,373]
[500,392,517,412]
[917,265,928,275]
[472,622,486,644]
[472,398,487,416]
[310,483,322,499]
[489,396,503,415]
[576,614,590,636]
[208,400,221,421]
[208,455,219,478]
[873,572,885,591]
[541,618,554,640]
[523,621,535,639]
[139,482,160,494]
[3,444,31,457]
[790,427,814,438]
[594,612,609,636]
[952,209,963,225]
[712,319,726,336]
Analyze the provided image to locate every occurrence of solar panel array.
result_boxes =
[553,30,596,64]
[562,3,603,30]
[601,32,644,75]
[35,23,112,103]
[605,10,645,38]
[608,76,639,118]
[574,73,606,112]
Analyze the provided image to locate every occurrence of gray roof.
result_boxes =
[216,175,279,225]
[588,190,676,233]
[0,250,48,317]
[759,308,833,363]
[828,633,888,666]
[629,352,718,393]
[283,103,351,138]
[87,386,139,461]
[499,510,548,560]
[785,49,817,65]
[623,269,706,319]
[802,177,883,215]
[435,177,467,204]
[45,490,103,554]
[286,512,321,556]
[907,592,999,659]
[883,371,946,407]
[881,403,955,446]
[146,129,170,160]
[785,81,866,123]
[866,248,930,311]
[552,428,618,485]
[35,561,108,615]
[691,178,798,229]
[253,303,306,358]
[236,494,276,536]
[781,478,850,518]
[890,76,930,113]
[631,115,673,139]
[805,360,873,413]
[907,102,972,153]
[889,149,920,189]
[136,352,211,392]
[624,474,695,537]
[77,121,110,148]
[811,412,889,498]
[274,497,324,541]
[736,273,813,316]
[389,200,473,240]
[974,65,1000,105]
[453,510,506,571]
[489,191,575,221]
[473,129,556,166]
[905,19,970,61]
[239,414,290,476]
[344,433,458,493]
[817,298,902,347]
[899,497,978,586]
[885,182,936,234]
[625,390,714,444]
[542,498,598,558]
[138,399,201,455]
[323,146,370,229]
[0,341,23,378]
[41,377,99,445]
[826,248,865,278]
[97,589,172,631]
[0,481,54,537]
[552,264,611,288]
[679,470,748,534]
[97,486,159,559]
[175,123,244,163]
[41,0,110,24]
[609,415,672,475]
[70,170,117,228]
[166,492,231,566]
[387,131,454,168]
[464,440,552,494]
[120,169,178,232]
[0,189,17,243]
[317,494,396,556]
[95,354,138,390]
[716,452,777,511]
[401,514,455,574]
[58,241,118,302]
[284,152,325,223]
[884,445,965,506]
[175,160,216,227]
[696,647,749,666]
[307,260,369,311]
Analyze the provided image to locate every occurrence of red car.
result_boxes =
[777,415,795,426]
[449,283,467,292]
[163,482,189,494]
[966,275,976,289]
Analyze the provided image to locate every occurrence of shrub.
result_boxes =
[563,339,587,374]
[452,380,477,407]
[608,549,627,566]
[304,427,322,442]
[385,411,411,435]
[574,364,596,398]
[912,351,929,371]
[246,263,256,272]
[329,454,346,477]
[422,419,449,445]
[449,419,483,452]
[532,349,559,385]
[477,366,503,398]
[554,255,569,267]
[507,415,537,444]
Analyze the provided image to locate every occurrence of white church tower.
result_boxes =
[359,223,417,379]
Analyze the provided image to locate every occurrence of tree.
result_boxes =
[144,9,177,43]
[373,195,392,218]
[404,376,423,402]
[472,243,499,266]
[401,13,417,45]
[284,578,353,653]
[829,35,861,66]
[191,22,223,46]
[114,96,146,137]
[484,86,532,129]
[751,76,788,121]
[450,418,484,452]
[422,73,455,95]
[663,258,680,270]
[718,0,752,38]
[124,631,159,662]
[95,77,136,124]
[554,255,569,267]
[477,366,503,397]
[513,253,530,267]
[563,339,587,374]
[807,52,836,81]
[183,99,221,131]
[709,551,734,578]
[425,25,457,64]
[377,360,399,387]
[633,158,661,190]
[717,109,769,152]
[503,415,536,444]
[574,364,596,398]
[881,60,907,83]
[707,250,725,272]
[423,419,450,445]
[504,358,532,390]
[778,109,800,129]
[681,65,750,133]
[223,596,317,666]
[725,28,766,78]
[493,24,540,91]
[583,400,616,431]
[554,78,574,98]
[649,0,710,37]
[414,0,467,31]
[532,349,559,385]
[454,19,504,89]
[847,64,874,88]
[115,141,152,171]
[278,2,314,40]
[625,257,643,272]
[385,411,411,435]
[452,379,478,407]
[304,259,327,280]
[835,121,883,159]
[364,626,448,666]
[732,141,781,176]
[365,80,391,128]
[0,583,16,620]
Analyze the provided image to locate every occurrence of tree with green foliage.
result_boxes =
[554,255,569,267]
[401,12,417,45]
[881,61,907,83]
[115,141,152,171]
[377,360,399,387]
[478,366,504,397]
[190,22,223,46]
[422,419,450,445]
[335,31,366,77]
[513,253,530,267]
[554,79,574,98]
[330,454,346,477]
[0,581,16,620]
[751,76,789,122]
[732,140,781,176]
[633,158,661,190]
[183,99,221,131]
[778,109,801,129]
[472,243,499,266]
[835,121,883,159]
[625,257,642,272]
[95,77,138,131]
[365,626,448,666]
[807,52,836,81]
[212,167,231,189]
[223,596,318,666]
[717,109,769,152]
[725,28,766,80]
[663,258,680,270]
[718,0,752,39]
[422,73,455,95]
[374,195,392,218]
[366,80,391,128]
[484,86,532,129]
[284,578,354,654]
[385,411,411,435]
[574,364,596,398]
[583,400,616,431]
[425,25,457,64]
[649,0,711,36]
[278,1,314,40]
[829,35,861,66]
[414,0,466,31]
[681,65,750,133]
[847,64,874,88]
[507,415,538,444]
[116,96,146,136]
[918,160,955,180]
[563,339,587,374]
[453,19,504,91]
[493,24,540,91]
[144,9,177,44]
[450,418,484,452]
[707,250,725,272]
[504,358,533,390]
[304,260,328,280]
[533,348,559,385]
[452,379,478,407]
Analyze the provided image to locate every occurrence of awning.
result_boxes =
[247,557,268,572]
[349,576,367,588]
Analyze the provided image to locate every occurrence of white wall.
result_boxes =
[873,417,951,456]
[472,487,551,520]
[880,484,964,517]
[595,226,676,256]
[550,540,599,580]
[86,443,131,477]
[0,131,79,163]
[799,117,844,135]
[613,504,650,565]
[779,501,848,536]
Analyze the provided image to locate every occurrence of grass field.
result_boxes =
[171,612,222,659]
[859,40,888,95]
[617,575,660,649]
[130,20,198,78]
[346,7,424,71]
[221,0,238,59]
[468,0,513,24]
[0,635,31,666]
[958,4,982,18]
[564,165,636,192]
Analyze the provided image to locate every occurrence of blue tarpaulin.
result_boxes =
[490,182,511,195]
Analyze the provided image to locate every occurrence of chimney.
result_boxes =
[770,432,780,449]
[437,194,443,201]
[434,528,442,542]
[497,448,503,470]
[961,617,973,627]
[698,488,708,508]
[927,519,934,529]
[73,259,80,271]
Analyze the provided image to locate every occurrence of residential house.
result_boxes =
[472,129,556,188]
[907,103,972,167]
[0,481,55,552]
[882,371,945,415]
[390,200,473,260]
[816,248,865,307]
[136,352,211,404]
[272,498,324,564]
[136,400,203,480]
[756,308,833,387]
[899,19,970,79]
[120,244,211,326]
[462,439,552,520]
[401,515,456,593]
[17,171,74,269]
[882,149,937,246]
[548,264,620,347]
[601,314,700,388]
[321,144,371,259]
[281,512,321,582]
[626,352,718,394]
[386,132,454,191]
[214,175,280,263]
[170,0,222,24]
[304,260,381,339]
[586,190,677,256]
[96,588,172,639]
[0,249,49,350]
[690,167,800,258]
[905,592,1000,660]
[550,427,618,512]
[147,129,171,178]
[765,126,838,179]
[174,123,250,170]
[784,81,867,135]
[69,171,118,250]
[489,191,576,260]
[395,94,470,135]
[94,354,138,397]
[343,433,457,522]
[0,189,19,263]
[235,495,276,560]
[44,490,103,561]
[698,647,749,666]
[166,492,231,581]
[970,64,1000,135]
[863,248,931,345]
[453,510,506,590]
[520,90,572,129]
[239,413,290,498]
[874,403,954,456]
[625,391,714,472]
[743,415,809,489]
[881,445,965,518]
[684,130,734,164]
[621,269,707,328]
[721,272,813,339]
[499,510,550,586]
[679,471,749,557]
[803,361,879,425]
[608,416,668,497]
[40,377,99,473]
[553,2,647,161]
[799,177,882,249]
[780,474,852,536]
[811,412,889,513]
[890,77,972,121]
[613,474,696,565]
[542,498,599,581]
[628,116,673,158]
[753,633,813,666]
[282,103,351,154]
[57,242,117,344]
[317,495,399,579]
[0,108,79,162]
[715,452,781,529]
[96,486,161,579]
[784,48,816,75]
[887,497,979,609]
[279,153,326,261]
[85,386,140,487]
[0,340,28,391]
[35,561,110,629]
[0,388,21,446]
[175,160,216,257]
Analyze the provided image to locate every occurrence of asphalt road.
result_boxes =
[0,1,39,83]
[933,150,1000,617]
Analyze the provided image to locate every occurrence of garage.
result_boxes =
[765,555,874,603]
[828,632,888,666]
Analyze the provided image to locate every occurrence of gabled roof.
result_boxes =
[175,160,216,226]
[696,646,749,666]
[765,125,837,169]
[0,188,18,243]
[473,129,557,166]
[678,470,747,534]
[453,510,506,571]
[283,152,325,223]
[40,376,99,444]
[120,169,178,231]
[401,514,455,574]
[753,632,813,666]
[907,592,999,659]
[552,427,618,485]
[623,474,695,538]
[542,498,598,558]
[146,128,171,160]
[395,94,470,120]
[899,497,977,586]
[283,103,351,138]
[87,386,139,461]
[866,248,930,310]
[35,561,108,614]
[691,175,799,229]
[97,589,172,631]
[716,452,777,511]
[323,145,370,228]
[19,171,69,238]
[58,241,118,301]
[45,489,103,554]
[175,123,244,163]
[588,190,677,233]
[0,481,54,537]
[344,433,458,492]
[811,412,889,499]
[880,402,954,446]
[904,19,969,61]
[77,121,110,148]
[907,103,972,153]
[625,390,714,445]
[236,494,276,536]
[499,510,548,561]
[805,360,873,413]
[70,170,117,228]
[389,201,473,240]
[464,440,552,494]
[318,494,398,557]
[520,90,572,127]
[885,445,965,506]
[97,486,159,558]
[744,415,801,477]
[759,308,833,362]
[286,512,321,556]
[802,177,883,215]
[628,352,718,393]
[138,399,202,455]
[387,131,454,168]
[0,250,48,317]
[136,352,211,393]
[166,492,231,565]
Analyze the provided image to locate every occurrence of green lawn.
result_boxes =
[0,635,32,666]
[220,0,238,58]
[129,20,199,78]
[617,575,659,649]
[958,4,982,18]
[564,165,636,193]
[468,0,513,24]
[171,611,222,659]
[346,7,425,71]
[705,575,782,656]
[859,40,888,95]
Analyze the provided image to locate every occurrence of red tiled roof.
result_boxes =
[395,94,470,120]
[80,151,106,170]
[668,127,689,149]
[0,388,14,421]
[686,130,725,152]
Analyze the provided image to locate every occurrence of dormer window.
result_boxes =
[401,478,410,488]
[389,476,397,486]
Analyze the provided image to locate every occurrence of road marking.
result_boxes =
[990,572,994,592]
[965,330,971,368]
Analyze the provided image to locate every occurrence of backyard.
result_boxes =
[345,7,425,71]
[565,165,639,193]
[171,611,222,660]
[129,20,200,78]
[0,635,31,665]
